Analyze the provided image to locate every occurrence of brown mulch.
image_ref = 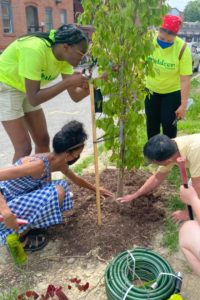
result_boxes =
[48,168,174,259]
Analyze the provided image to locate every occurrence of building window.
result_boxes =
[1,0,13,33]
[60,9,67,25]
[26,6,39,33]
[45,8,53,31]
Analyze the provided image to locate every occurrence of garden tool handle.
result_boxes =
[0,214,28,225]
[176,157,194,220]
[174,272,182,294]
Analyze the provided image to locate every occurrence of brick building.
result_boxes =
[73,0,83,22]
[0,0,74,50]
[179,22,200,45]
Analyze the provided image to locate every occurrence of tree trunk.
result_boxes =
[117,58,126,197]
[117,117,126,197]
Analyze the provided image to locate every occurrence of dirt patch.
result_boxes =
[0,168,180,299]
[49,168,170,259]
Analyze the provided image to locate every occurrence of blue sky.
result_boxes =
[168,0,190,11]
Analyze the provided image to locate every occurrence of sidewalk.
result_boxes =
[0,85,94,168]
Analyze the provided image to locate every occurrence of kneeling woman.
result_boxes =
[0,120,112,251]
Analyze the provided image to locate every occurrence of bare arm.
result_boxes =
[0,192,11,216]
[176,75,191,119]
[0,160,45,229]
[62,74,89,102]
[180,184,200,223]
[0,160,44,181]
[64,167,96,191]
[118,171,169,202]
[191,177,200,198]
[25,73,88,106]
[0,192,19,230]
[61,166,113,197]
[191,197,200,223]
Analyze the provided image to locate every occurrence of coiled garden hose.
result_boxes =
[105,248,177,300]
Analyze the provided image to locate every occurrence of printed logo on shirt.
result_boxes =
[148,56,176,70]
[41,70,57,81]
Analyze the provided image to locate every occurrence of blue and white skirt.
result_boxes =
[0,180,72,245]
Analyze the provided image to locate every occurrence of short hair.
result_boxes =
[143,134,178,162]
[53,120,88,154]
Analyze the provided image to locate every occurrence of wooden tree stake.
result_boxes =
[89,83,102,225]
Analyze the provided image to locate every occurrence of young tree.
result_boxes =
[80,0,167,196]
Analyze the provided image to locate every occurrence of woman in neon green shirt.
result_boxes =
[145,15,192,140]
[0,24,89,162]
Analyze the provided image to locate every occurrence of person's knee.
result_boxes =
[179,221,194,248]
[55,185,65,205]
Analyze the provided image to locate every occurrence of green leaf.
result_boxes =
[82,0,168,189]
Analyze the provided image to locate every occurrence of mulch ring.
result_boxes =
[48,168,175,259]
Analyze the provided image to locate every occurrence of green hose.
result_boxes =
[105,248,176,300]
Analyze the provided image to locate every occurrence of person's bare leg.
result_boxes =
[179,221,200,276]
[2,118,32,163]
[25,109,50,154]
[55,185,65,206]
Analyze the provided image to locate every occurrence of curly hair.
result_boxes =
[53,120,88,154]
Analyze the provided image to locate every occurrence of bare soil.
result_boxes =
[50,168,168,259]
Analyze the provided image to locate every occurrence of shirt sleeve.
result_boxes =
[187,146,200,178]
[179,46,192,76]
[18,47,44,81]
[157,162,175,174]
[60,63,74,75]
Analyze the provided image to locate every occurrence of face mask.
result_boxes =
[157,38,174,49]
[67,155,80,166]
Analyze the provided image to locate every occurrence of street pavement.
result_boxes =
[0,83,95,168]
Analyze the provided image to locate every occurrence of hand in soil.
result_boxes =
[171,209,189,223]
[99,186,114,197]
[117,194,136,203]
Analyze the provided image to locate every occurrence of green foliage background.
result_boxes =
[80,0,168,169]
[184,0,200,22]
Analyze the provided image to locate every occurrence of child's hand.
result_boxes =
[117,193,137,203]
[171,209,189,223]
[180,185,199,205]
[99,187,114,197]
[3,212,19,230]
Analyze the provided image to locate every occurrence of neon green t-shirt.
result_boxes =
[146,35,192,94]
[0,37,74,93]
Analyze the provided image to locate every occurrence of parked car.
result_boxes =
[187,42,200,72]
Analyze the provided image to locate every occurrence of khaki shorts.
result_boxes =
[0,82,41,121]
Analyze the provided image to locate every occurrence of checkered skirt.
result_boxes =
[0,156,72,245]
